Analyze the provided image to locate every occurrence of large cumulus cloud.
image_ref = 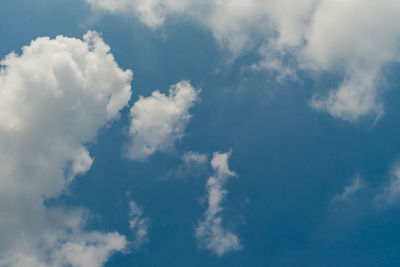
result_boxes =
[0,31,132,266]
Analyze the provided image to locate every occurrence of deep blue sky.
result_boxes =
[2,1,400,266]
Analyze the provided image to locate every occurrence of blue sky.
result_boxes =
[2,1,400,266]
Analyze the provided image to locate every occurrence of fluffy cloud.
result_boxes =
[127,80,199,160]
[128,201,149,248]
[0,31,132,265]
[87,0,400,121]
[0,231,127,267]
[195,152,241,256]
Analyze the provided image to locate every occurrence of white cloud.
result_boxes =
[0,230,127,267]
[128,201,149,248]
[0,232,127,267]
[195,152,241,256]
[0,31,132,265]
[53,233,127,267]
[127,80,199,160]
[182,151,208,166]
[87,0,400,121]
[303,0,400,121]
[311,68,384,122]
[332,175,364,203]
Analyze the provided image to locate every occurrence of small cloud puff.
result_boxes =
[127,80,200,161]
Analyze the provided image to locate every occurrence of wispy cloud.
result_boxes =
[182,151,208,166]
[195,152,242,256]
[375,159,400,206]
[332,175,365,204]
[129,201,149,249]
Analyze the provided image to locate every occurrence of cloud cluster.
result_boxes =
[87,0,400,121]
[0,231,127,267]
[195,152,241,256]
[127,80,199,160]
[0,31,132,266]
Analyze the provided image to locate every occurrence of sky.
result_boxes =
[2,0,400,266]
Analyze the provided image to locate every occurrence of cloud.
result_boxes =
[303,1,400,121]
[127,80,199,161]
[128,201,149,248]
[311,68,384,122]
[0,231,127,267]
[163,151,208,180]
[182,151,208,166]
[0,31,132,265]
[195,152,241,256]
[375,159,400,206]
[87,0,400,121]
[332,175,364,204]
